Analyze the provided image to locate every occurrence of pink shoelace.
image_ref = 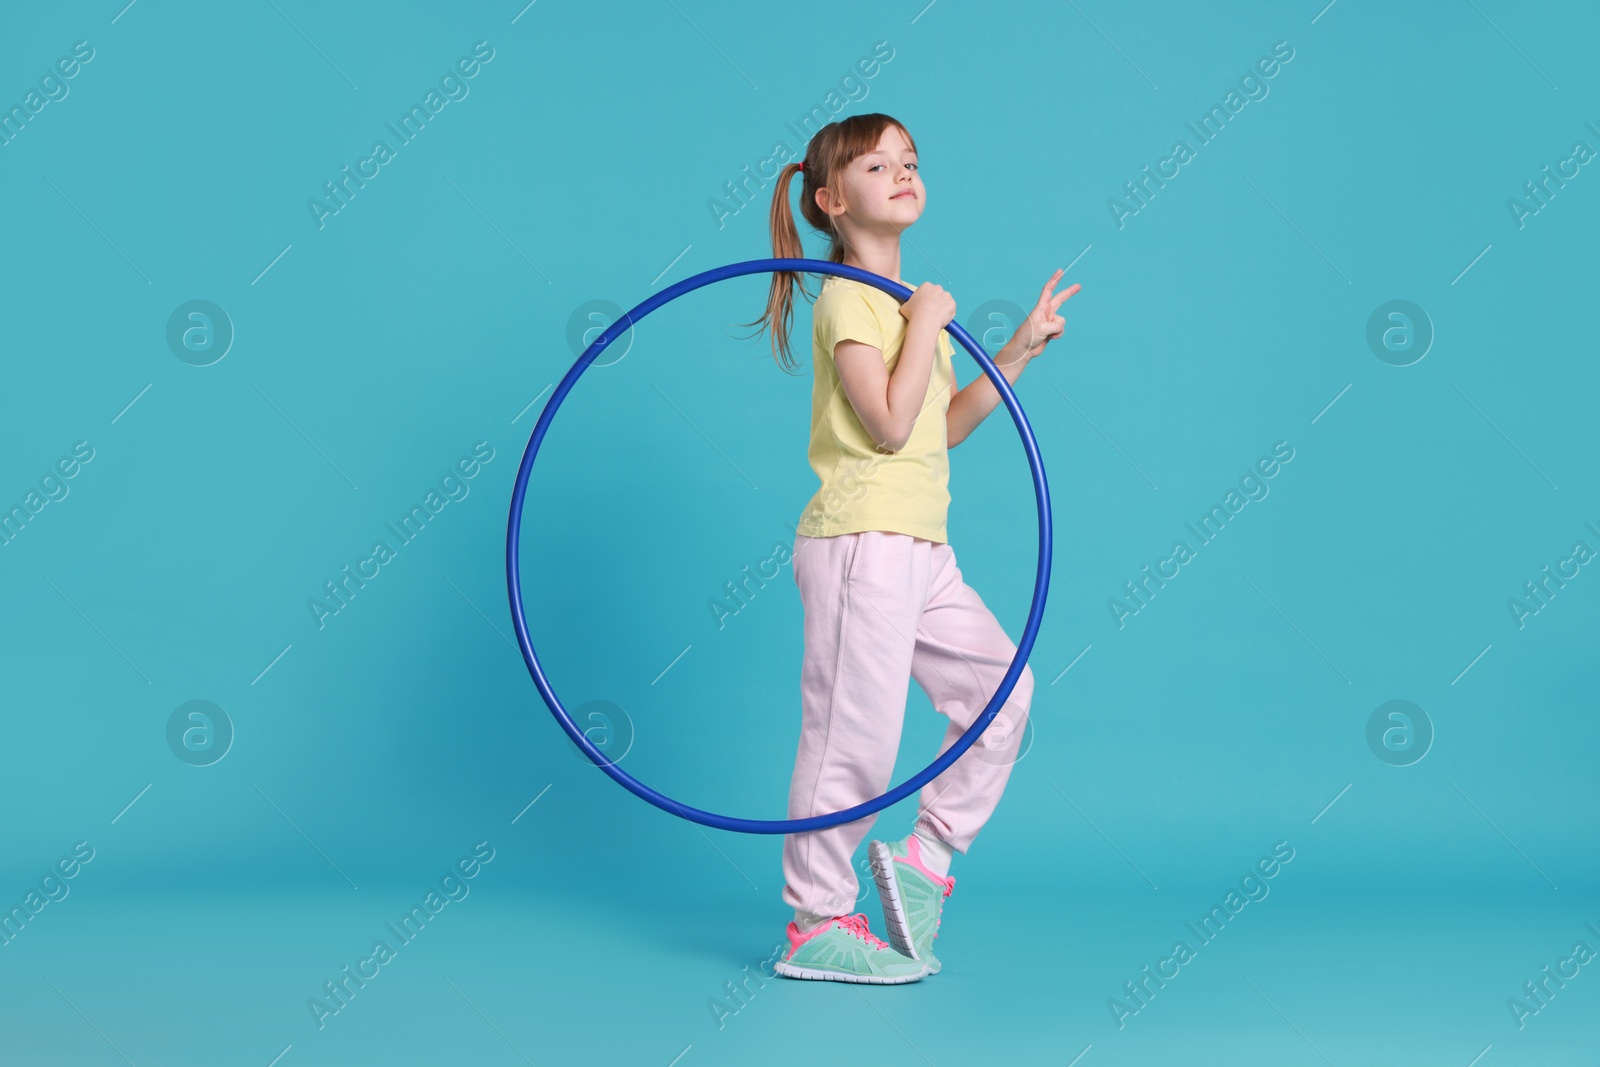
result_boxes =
[834,912,889,949]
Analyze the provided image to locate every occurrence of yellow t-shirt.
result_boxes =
[794,275,955,544]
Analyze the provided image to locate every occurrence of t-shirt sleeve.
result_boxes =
[814,286,885,357]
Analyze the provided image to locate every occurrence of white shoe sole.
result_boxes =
[771,958,927,984]
[868,840,922,964]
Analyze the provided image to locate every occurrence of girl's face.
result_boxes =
[824,124,924,233]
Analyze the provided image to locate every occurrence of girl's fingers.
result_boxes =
[1037,268,1065,304]
[1050,283,1082,311]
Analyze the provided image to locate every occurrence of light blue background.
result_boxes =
[2,1,1596,1063]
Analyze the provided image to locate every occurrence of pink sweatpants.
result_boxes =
[781,529,1036,922]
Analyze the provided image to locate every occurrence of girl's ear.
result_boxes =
[815,182,845,219]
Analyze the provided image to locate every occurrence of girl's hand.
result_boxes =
[899,281,957,329]
[1011,269,1081,361]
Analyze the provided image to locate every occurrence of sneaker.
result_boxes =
[868,835,955,974]
[771,912,929,984]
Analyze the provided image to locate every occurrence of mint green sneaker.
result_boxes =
[868,835,956,974]
[771,912,929,984]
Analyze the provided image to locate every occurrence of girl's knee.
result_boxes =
[1007,663,1036,719]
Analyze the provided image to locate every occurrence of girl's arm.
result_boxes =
[947,350,1031,448]
[835,284,955,453]
[834,323,938,453]
[948,270,1081,448]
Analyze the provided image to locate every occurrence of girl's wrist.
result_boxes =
[995,334,1032,366]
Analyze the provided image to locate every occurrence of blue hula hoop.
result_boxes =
[506,258,1053,834]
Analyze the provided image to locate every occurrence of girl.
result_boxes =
[746,112,1079,983]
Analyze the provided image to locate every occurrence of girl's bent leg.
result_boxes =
[781,530,932,921]
[907,541,1036,855]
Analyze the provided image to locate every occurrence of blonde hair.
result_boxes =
[739,112,918,372]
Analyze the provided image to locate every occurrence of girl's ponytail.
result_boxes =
[747,160,812,372]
